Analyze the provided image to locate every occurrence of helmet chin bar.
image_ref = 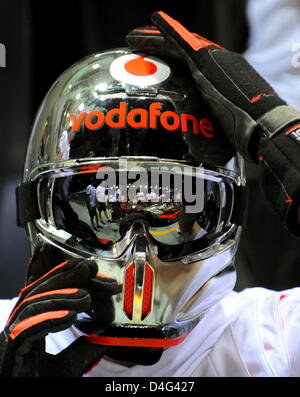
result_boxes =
[34,222,239,348]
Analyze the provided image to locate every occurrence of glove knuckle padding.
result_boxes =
[191,68,257,157]
[14,289,90,322]
[25,259,98,296]
[206,50,284,117]
[166,43,287,157]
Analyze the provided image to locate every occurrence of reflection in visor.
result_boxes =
[37,161,236,260]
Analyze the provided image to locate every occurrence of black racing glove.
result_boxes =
[127,11,300,235]
[0,244,117,377]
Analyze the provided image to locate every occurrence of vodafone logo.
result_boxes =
[109,54,171,87]
[70,102,214,138]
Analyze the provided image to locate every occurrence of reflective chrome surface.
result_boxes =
[22,48,245,345]
[23,48,237,182]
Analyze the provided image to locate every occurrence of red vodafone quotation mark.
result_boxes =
[109,53,170,87]
[124,56,157,76]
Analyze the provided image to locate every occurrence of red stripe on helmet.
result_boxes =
[142,264,154,319]
[123,262,136,320]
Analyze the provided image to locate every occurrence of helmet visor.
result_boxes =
[35,159,240,261]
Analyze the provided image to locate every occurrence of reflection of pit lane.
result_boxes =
[69,199,182,245]
[70,201,121,242]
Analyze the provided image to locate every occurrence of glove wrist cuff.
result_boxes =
[257,105,300,139]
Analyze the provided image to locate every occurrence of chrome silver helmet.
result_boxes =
[17,48,246,348]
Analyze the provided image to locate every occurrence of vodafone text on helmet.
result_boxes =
[69,101,215,138]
